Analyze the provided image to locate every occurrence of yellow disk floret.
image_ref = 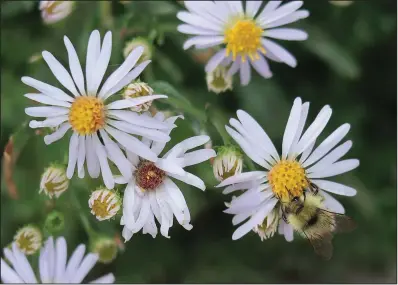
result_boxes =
[69,96,105,135]
[268,160,309,202]
[224,19,265,62]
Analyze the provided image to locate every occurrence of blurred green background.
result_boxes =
[1,0,397,283]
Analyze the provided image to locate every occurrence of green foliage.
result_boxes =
[1,1,396,283]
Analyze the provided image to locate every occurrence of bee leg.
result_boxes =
[282,212,288,223]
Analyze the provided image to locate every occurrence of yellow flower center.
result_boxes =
[69,96,105,135]
[268,160,309,202]
[224,19,265,62]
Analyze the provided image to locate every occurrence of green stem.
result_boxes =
[70,189,97,239]
[100,1,114,29]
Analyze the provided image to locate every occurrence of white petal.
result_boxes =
[177,24,219,36]
[164,178,191,222]
[132,196,151,233]
[216,171,267,187]
[66,133,79,178]
[205,49,227,73]
[43,122,71,145]
[105,126,157,162]
[1,258,23,283]
[89,273,115,284]
[148,191,161,224]
[308,159,359,179]
[232,198,278,240]
[85,135,100,178]
[77,136,86,179]
[294,105,332,155]
[24,93,71,107]
[265,28,308,41]
[163,135,210,158]
[122,181,136,229]
[239,59,251,86]
[106,95,167,109]
[265,10,310,29]
[261,38,297,67]
[288,102,309,159]
[302,123,351,167]
[282,97,302,159]
[42,51,79,97]
[320,190,345,214]
[177,11,223,32]
[246,1,262,18]
[21,76,74,102]
[182,149,216,167]
[64,36,86,95]
[54,237,67,283]
[227,58,241,76]
[155,158,185,176]
[71,253,99,283]
[98,46,144,98]
[222,178,267,194]
[86,30,101,94]
[311,179,357,197]
[151,115,184,156]
[306,140,352,174]
[108,110,172,130]
[100,129,133,180]
[261,1,303,26]
[250,54,273,79]
[102,60,151,100]
[283,222,294,242]
[236,110,280,161]
[65,244,86,279]
[30,116,68,129]
[108,120,169,143]
[92,134,114,189]
[225,125,270,169]
[91,31,112,95]
[25,106,69,117]
[257,1,282,22]
[168,171,206,190]
[182,35,224,50]
[11,244,37,283]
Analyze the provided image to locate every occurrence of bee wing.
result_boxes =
[333,214,357,234]
[306,232,334,261]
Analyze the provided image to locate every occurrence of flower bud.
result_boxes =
[13,225,42,255]
[90,236,118,264]
[123,37,153,63]
[40,165,69,198]
[44,210,65,234]
[206,66,233,94]
[123,82,154,112]
[253,209,279,241]
[213,146,243,181]
[88,189,121,221]
[39,1,74,24]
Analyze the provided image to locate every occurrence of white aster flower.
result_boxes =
[118,112,216,241]
[39,165,69,198]
[88,188,122,221]
[39,1,74,24]
[217,97,359,240]
[13,225,42,255]
[177,1,309,85]
[1,236,115,283]
[22,30,173,189]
